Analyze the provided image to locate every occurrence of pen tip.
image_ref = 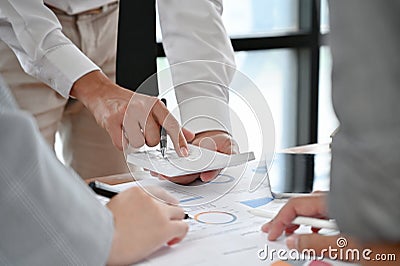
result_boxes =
[184,212,193,219]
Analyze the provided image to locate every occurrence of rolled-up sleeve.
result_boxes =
[0,0,99,98]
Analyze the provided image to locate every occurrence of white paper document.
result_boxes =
[126,144,255,177]
[110,163,350,266]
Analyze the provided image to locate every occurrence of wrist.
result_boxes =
[194,130,230,139]
[70,70,112,108]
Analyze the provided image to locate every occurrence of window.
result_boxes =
[222,0,299,37]
[113,0,333,192]
[119,0,331,157]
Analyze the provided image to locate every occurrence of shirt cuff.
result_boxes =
[37,44,100,98]
[178,95,232,134]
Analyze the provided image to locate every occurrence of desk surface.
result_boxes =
[88,143,398,266]
[87,172,133,185]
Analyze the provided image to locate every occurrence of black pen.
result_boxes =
[88,181,192,219]
[160,98,167,158]
[89,181,118,198]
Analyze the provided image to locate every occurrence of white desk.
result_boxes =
[92,144,354,266]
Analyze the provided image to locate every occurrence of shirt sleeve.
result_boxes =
[0,0,99,98]
[0,109,113,265]
[157,0,236,134]
[328,0,400,243]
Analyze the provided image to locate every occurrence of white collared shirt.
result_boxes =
[0,0,235,133]
[45,0,117,15]
[0,0,99,98]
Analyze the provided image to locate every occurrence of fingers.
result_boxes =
[166,221,189,246]
[285,224,300,235]
[311,227,322,234]
[196,136,217,151]
[152,100,188,157]
[266,217,292,241]
[143,117,161,147]
[167,237,183,246]
[126,122,145,148]
[199,169,221,182]
[152,169,216,184]
[164,204,185,220]
[182,127,195,143]
[120,92,150,149]
[144,119,161,147]
[126,96,160,148]
[164,203,188,247]
[149,171,159,177]
[107,121,124,150]
[215,134,239,155]
[149,170,200,185]
[262,195,327,241]
[179,131,238,183]
[160,173,200,185]
[124,94,192,154]
[149,131,238,185]
[192,131,239,155]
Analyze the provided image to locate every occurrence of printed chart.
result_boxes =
[193,211,238,225]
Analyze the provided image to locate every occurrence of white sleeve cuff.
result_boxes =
[37,44,100,98]
[177,93,232,134]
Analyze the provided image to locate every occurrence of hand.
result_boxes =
[261,194,360,261]
[71,70,194,154]
[154,130,239,185]
[262,194,329,241]
[106,186,188,265]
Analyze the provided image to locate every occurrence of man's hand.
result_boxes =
[70,70,194,154]
[155,130,239,185]
[262,194,329,240]
[106,186,188,265]
[262,194,361,261]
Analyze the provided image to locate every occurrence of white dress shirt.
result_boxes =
[0,0,235,133]
[158,0,235,133]
[0,0,99,98]
[45,0,116,15]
